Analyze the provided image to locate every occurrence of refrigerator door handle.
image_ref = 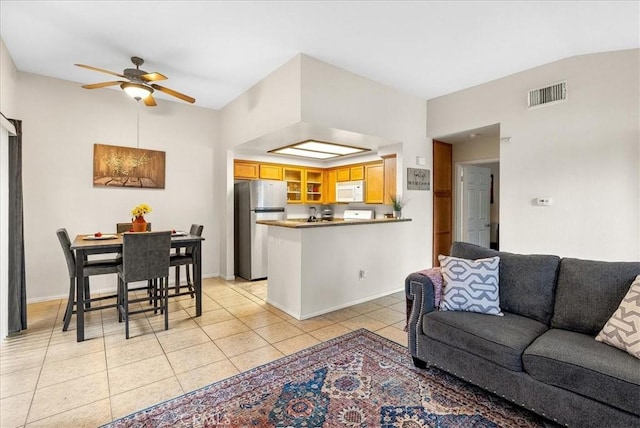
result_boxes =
[253,207,286,213]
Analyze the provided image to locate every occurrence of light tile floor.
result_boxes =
[0,277,408,427]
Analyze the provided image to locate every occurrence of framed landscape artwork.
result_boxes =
[93,144,166,189]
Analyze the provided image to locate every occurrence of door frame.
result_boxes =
[454,158,499,243]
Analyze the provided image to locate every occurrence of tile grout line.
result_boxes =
[4,279,408,426]
[21,299,60,427]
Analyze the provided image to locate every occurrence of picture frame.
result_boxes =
[407,167,430,191]
[93,143,166,189]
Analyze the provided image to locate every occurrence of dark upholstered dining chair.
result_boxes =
[117,231,171,339]
[56,228,121,331]
[170,224,204,298]
[116,222,151,233]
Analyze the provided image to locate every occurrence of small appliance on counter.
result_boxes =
[308,206,318,222]
[343,209,375,220]
[320,205,334,221]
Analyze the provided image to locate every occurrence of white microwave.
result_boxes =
[336,180,364,203]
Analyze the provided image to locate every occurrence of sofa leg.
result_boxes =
[412,356,427,369]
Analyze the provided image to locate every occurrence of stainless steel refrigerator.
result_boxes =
[234,180,287,280]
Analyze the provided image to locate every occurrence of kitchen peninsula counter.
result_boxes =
[257,217,411,228]
[260,216,413,320]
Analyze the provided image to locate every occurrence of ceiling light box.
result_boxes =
[269,140,370,160]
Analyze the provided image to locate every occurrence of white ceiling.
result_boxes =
[1,1,638,111]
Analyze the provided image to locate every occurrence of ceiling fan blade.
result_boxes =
[151,84,195,104]
[81,81,124,89]
[140,72,167,82]
[75,64,126,79]
[143,94,157,107]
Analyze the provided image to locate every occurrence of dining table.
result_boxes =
[70,231,205,342]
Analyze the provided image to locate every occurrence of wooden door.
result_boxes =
[433,140,452,266]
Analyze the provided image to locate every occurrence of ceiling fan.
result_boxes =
[75,56,195,106]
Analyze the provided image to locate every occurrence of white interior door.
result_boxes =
[461,165,491,247]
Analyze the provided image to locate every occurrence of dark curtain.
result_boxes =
[8,118,26,333]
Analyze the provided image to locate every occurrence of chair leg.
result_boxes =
[147,279,153,305]
[163,277,169,331]
[83,277,91,309]
[124,281,130,339]
[153,278,159,314]
[117,277,123,323]
[186,264,195,298]
[175,265,180,293]
[62,278,75,331]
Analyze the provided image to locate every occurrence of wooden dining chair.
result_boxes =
[170,224,204,298]
[56,228,121,331]
[116,222,151,233]
[117,231,171,339]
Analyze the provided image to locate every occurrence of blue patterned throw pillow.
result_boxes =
[438,255,503,316]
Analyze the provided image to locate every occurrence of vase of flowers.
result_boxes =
[130,203,152,232]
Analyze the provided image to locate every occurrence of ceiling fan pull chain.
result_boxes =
[136,101,140,148]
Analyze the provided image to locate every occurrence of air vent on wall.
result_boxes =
[528,81,567,109]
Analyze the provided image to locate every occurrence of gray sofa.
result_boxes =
[405,241,640,427]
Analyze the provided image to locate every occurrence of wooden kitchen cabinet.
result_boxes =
[325,169,337,203]
[336,167,351,182]
[365,162,384,204]
[284,167,303,203]
[235,157,395,205]
[234,160,259,179]
[259,164,283,180]
[234,160,281,180]
[305,169,324,203]
[336,165,364,182]
[350,165,364,181]
[383,155,397,204]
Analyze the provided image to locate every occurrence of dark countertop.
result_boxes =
[256,217,412,228]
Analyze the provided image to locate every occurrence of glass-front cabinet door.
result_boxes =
[284,167,303,203]
[305,169,324,203]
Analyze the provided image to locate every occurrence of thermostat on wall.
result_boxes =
[536,197,553,206]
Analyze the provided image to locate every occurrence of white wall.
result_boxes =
[16,72,218,301]
[1,38,19,336]
[428,49,640,261]
[219,54,430,281]
[300,55,431,272]
[218,55,303,278]
[452,135,499,164]
[1,39,19,118]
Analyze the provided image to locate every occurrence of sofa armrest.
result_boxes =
[405,272,437,356]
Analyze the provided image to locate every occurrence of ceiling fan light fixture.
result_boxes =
[121,82,153,100]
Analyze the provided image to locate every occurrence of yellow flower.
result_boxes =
[130,203,152,218]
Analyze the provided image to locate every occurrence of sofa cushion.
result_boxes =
[438,255,502,315]
[423,310,547,372]
[523,328,640,415]
[551,258,640,335]
[450,242,560,324]
[596,275,640,359]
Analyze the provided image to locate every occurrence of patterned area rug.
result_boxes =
[103,329,553,427]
